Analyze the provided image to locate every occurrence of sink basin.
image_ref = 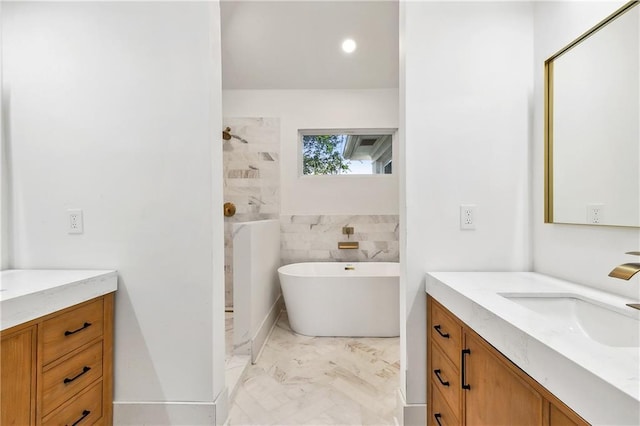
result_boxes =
[500,293,640,347]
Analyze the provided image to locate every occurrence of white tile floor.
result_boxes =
[226,312,400,426]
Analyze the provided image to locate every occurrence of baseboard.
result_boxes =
[251,294,283,363]
[403,403,427,425]
[113,401,217,425]
[396,389,426,426]
[215,387,229,426]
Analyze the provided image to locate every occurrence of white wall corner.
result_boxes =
[0,0,11,270]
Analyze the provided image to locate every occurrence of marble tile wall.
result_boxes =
[224,117,280,308]
[280,215,400,265]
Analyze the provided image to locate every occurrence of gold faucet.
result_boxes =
[608,251,640,280]
[608,252,640,311]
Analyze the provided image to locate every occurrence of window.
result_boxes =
[300,130,394,175]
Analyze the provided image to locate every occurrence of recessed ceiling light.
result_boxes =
[342,39,357,54]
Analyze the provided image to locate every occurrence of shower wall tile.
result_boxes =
[280,215,399,265]
[223,117,280,220]
[224,117,280,308]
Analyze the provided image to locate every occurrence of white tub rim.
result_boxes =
[278,261,399,278]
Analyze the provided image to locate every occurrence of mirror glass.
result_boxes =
[546,1,640,227]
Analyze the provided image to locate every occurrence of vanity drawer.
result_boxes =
[430,343,460,415]
[430,300,462,367]
[42,380,103,426]
[42,341,103,416]
[430,383,459,426]
[42,299,104,365]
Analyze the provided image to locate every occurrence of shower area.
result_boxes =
[222,117,280,309]
[222,117,282,392]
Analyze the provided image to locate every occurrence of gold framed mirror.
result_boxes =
[545,1,639,227]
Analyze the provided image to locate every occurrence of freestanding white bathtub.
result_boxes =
[277,262,399,337]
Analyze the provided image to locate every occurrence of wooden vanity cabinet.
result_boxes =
[1,324,37,426]
[463,331,543,425]
[0,293,114,426]
[427,295,589,426]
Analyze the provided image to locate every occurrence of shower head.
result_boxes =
[222,127,249,144]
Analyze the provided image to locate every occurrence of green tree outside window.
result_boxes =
[302,135,351,175]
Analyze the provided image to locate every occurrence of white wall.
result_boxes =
[401,0,533,414]
[533,1,640,300]
[397,1,408,417]
[0,0,9,271]
[3,2,227,423]
[222,89,399,215]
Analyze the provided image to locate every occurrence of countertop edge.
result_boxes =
[1,270,118,331]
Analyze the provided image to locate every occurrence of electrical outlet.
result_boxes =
[587,204,604,224]
[67,209,83,234]
[460,204,476,230]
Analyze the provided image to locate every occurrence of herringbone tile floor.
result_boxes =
[227,312,400,425]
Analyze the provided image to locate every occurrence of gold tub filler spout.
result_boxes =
[338,241,359,249]
[339,226,358,249]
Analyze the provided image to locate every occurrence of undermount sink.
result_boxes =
[500,293,640,348]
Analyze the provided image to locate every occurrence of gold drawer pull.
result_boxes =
[64,322,92,336]
[67,409,90,426]
[63,366,91,384]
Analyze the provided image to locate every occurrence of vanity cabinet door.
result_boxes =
[1,325,37,426]
[463,332,543,426]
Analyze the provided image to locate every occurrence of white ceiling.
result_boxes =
[220,1,399,90]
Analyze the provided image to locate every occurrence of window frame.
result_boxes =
[298,128,397,178]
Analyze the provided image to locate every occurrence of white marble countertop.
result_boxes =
[426,272,640,425]
[1,269,118,331]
